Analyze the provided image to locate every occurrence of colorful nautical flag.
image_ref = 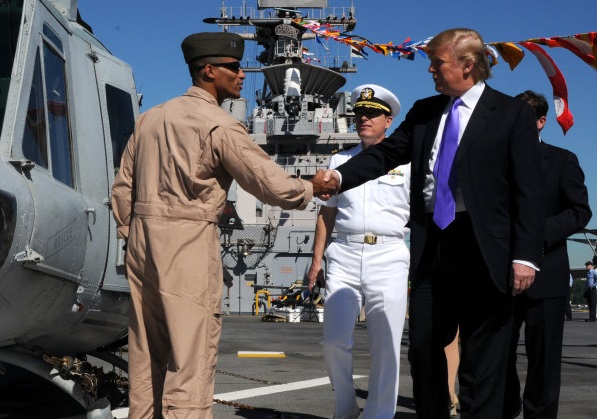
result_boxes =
[292,20,596,134]
[520,41,574,134]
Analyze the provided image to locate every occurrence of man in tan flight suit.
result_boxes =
[112,32,319,418]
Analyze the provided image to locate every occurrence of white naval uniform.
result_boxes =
[322,144,410,419]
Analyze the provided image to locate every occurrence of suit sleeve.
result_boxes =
[335,104,417,193]
[509,103,546,265]
[544,151,592,248]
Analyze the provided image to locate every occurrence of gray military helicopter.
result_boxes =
[0,0,137,413]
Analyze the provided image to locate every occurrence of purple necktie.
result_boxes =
[433,98,462,230]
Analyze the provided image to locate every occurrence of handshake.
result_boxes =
[310,169,340,199]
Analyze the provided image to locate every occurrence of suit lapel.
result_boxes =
[456,86,497,163]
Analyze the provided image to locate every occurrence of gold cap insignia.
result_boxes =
[360,87,374,101]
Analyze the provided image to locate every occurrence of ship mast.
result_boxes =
[210,2,362,315]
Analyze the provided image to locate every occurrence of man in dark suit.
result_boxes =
[503,91,591,418]
[314,28,545,418]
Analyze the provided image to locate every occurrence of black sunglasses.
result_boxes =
[197,61,242,74]
[354,109,387,119]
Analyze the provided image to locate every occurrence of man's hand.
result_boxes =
[307,261,326,292]
[511,263,536,296]
[310,169,340,199]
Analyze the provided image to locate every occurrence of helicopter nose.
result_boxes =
[0,190,17,269]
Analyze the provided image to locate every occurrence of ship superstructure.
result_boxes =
[205,0,361,314]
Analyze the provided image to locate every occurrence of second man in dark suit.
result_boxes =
[504,91,592,418]
[317,28,545,418]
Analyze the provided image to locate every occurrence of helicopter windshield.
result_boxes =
[0,0,23,138]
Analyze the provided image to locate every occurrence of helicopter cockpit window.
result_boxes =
[43,35,74,188]
[0,0,24,137]
[42,23,63,53]
[22,51,49,169]
[105,84,135,171]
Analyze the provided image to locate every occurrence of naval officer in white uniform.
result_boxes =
[307,84,410,419]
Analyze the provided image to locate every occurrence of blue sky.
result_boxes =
[78,0,597,267]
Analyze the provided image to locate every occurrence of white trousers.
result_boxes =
[322,239,409,419]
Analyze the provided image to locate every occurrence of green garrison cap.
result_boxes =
[181,32,245,63]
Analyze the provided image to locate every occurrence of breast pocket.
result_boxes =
[377,174,407,206]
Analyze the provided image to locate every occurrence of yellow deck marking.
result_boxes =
[237,351,286,358]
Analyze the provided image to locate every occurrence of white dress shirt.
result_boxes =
[424,81,485,213]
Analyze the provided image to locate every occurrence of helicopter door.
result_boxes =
[91,48,139,291]
[16,15,88,283]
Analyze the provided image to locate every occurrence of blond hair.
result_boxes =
[427,28,491,82]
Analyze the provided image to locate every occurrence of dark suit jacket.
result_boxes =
[336,85,545,293]
[525,142,592,299]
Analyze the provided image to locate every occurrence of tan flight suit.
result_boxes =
[112,86,312,418]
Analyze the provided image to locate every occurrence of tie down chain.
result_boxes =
[214,369,283,414]
[216,368,280,385]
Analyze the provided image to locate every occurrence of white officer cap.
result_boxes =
[350,84,401,117]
